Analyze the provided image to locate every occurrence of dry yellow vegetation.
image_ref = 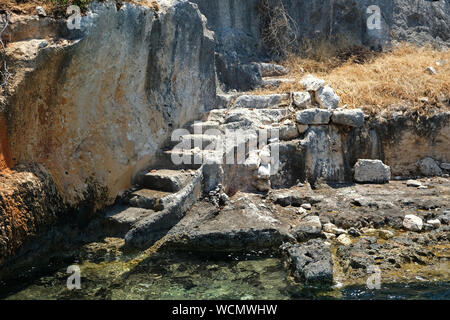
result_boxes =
[253,44,450,115]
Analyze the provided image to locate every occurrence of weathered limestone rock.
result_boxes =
[354,160,391,184]
[301,125,345,183]
[293,91,312,108]
[233,94,288,109]
[427,219,441,229]
[403,214,423,232]
[295,108,332,125]
[142,170,192,192]
[417,157,443,177]
[279,120,299,141]
[407,180,422,188]
[336,234,352,246]
[441,163,450,170]
[316,86,340,109]
[258,63,289,77]
[158,193,296,252]
[331,109,364,127]
[281,239,333,286]
[293,215,322,241]
[300,75,325,91]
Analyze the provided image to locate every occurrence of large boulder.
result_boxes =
[417,157,443,176]
[354,159,391,184]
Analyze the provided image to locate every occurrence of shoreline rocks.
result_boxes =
[354,159,391,184]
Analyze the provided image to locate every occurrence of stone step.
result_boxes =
[262,77,296,88]
[142,169,192,192]
[102,205,155,237]
[190,121,220,134]
[173,134,220,149]
[257,63,289,77]
[163,149,223,168]
[127,188,173,211]
[232,94,290,109]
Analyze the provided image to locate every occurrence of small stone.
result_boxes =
[378,229,394,240]
[297,207,307,215]
[36,6,47,17]
[316,86,340,109]
[425,66,437,75]
[407,180,422,188]
[436,60,448,66]
[323,223,337,234]
[438,213,449,225]
[418,185,428,190]
[39,41,48,48]
[427,219,441,229]
[219,193,229,206]
[361,227,378,235]
[440,163,450,170]
[348,227,360,237]
[417,157,442,177]
[300,75,325,91]
[336,234,352,246]
[422,223,434,231]
[403,214,423,232]
[354,159,391,184]
[293,91,311,108]
[301,203,312,210]
[323,232,336,240]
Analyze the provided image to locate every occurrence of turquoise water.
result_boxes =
[1,250,449,300]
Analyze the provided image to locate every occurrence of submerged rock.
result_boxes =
[281,239,333,286]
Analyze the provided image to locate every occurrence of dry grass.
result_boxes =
[0,0,160,15]
[253,44,450,115]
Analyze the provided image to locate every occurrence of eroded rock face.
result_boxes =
[0,164,67,266]
[2,2,216,207]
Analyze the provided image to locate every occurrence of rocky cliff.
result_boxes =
[0,0,448,273]
[0,0,216,265]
